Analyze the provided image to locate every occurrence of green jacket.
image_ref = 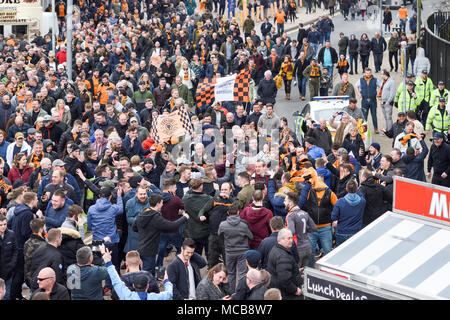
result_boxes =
[414,77,434,104]
[237,184,255,210]
[425,105,450,132]
[303,64,322,81]
[171,83,194,107]
[132,90,156,110]
[430,88,449,107]
[398,90,419,113]
[182,191,213,239]
[388,37,399,53]
[243,19,255,34]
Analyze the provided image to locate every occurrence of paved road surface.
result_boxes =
[272,0,441,159]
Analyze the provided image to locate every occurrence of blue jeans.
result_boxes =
[361,98,378,129]
[311,43,319,57]
[324,31,331,42]
[349,54,358,73]
[141,255,156,276]
[2,278,12,300]
[400,19,406,32]
[308,225,333,267]
[298,77,307,96]
[156,231,182,267]
[335,232,356,247]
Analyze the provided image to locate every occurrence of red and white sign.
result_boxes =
[394,177,450,225]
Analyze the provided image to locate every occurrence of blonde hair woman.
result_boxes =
[51,99,71,126]
[178,61,196,90]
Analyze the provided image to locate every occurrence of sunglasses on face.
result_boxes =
[37,277,53,281]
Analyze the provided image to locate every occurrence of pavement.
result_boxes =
[268,0,442,173]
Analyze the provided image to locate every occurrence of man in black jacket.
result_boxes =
[167,238,207,300]
[198,181,234,268]
[133,193,189,276]
[306,119,333,155]
[359,169,391,226]
[317,40,338,85]
[427,132,450,187]
[29,228,65,291]
[258,216,299,270]
[0,214,17,300]
[30,267,69,300]
[266,228,302,300]
[371,32,387,73]
[381,111,408,147]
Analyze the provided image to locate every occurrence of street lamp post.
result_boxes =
[66,0,73,83]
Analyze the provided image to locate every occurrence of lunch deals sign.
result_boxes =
[393,177,450,225]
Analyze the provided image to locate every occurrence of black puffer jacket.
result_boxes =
[348,38,359,55]
[359,177,390,225]
[267,243,302,300]
[359,39,372,56]
[58,227,86,271]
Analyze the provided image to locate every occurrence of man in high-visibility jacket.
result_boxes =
[397,81,419,113]
[394,73,414,105]
[429,80,449,107]
[415,70,434,125]
[426,97,450,135]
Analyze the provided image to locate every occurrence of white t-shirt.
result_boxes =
[187,261,196,300]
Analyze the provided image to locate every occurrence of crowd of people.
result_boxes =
[0,0,449,302]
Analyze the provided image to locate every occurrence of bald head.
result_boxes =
[247,269,262,286]
[40,158,52,170]
[37,267,56,291]
[39,267,55,279]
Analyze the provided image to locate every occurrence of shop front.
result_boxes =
[303,177,450,300]
[0,0,43,37]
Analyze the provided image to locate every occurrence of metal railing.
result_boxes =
[424,12,450,88]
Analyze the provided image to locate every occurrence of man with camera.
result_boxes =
[87,186,124,273]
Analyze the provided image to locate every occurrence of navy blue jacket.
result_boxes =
[403,139,428,182]
[167,253,206,300]
[318,19,334,33]
[8,203,35,250]
[122,135,150,159]
[0,228,18,279]
[205,63,225,79]
[257,231,299,270]
[331,191,366,234]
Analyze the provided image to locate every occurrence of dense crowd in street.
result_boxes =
[0,0,449,301]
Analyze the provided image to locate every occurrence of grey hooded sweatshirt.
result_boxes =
[218,215,253,255]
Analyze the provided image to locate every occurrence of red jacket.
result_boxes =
[240,203,273,249]
[7,164,34,185]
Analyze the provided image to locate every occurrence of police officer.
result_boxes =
[397,81,419,114]
[415,70,434,126]
[429,81,449,107]
[426,97,450,137]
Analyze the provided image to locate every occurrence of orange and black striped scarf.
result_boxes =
[29,152,44,168]
[339,81,349,95]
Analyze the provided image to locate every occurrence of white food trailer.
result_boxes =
[303,176,450,300]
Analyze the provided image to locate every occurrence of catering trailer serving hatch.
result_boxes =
[302,176,450,300]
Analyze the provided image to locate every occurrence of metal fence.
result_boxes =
[424,12,450,88]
